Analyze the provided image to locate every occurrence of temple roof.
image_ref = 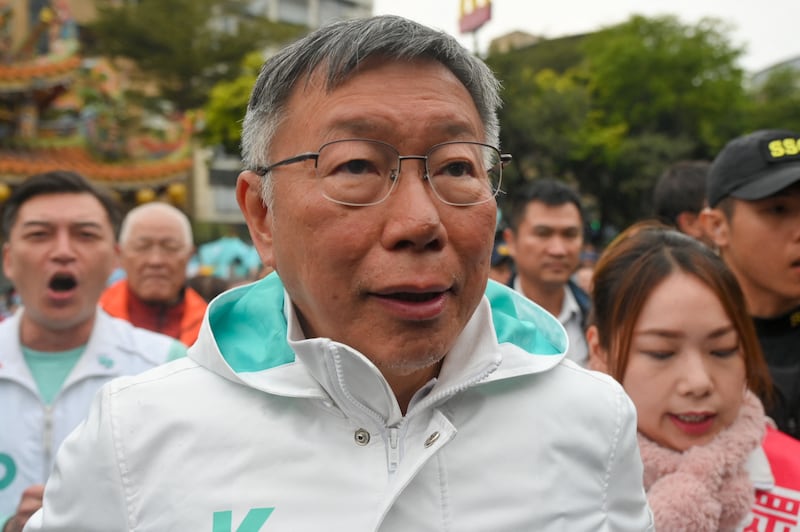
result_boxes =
[0,146,192,188]
[0,1,193,196]
[0,55,81,93]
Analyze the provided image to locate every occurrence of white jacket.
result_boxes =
[0,309,183,519]
[26,277,653,531]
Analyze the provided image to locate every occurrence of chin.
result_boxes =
[373,347,448,376]
[140,292,174,303]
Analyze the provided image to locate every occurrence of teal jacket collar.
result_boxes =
[206,272,566,374]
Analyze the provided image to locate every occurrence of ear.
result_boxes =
[2,241,12,282]
[112,242,121,266]
[236,171,275,268]
[502,227,516,258]
[675,211,701,239]
[699,207,730,249]
[585,325,610,373]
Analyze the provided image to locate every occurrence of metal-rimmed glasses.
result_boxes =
[253,138,512,207]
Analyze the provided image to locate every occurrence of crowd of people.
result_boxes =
[0,13,798,532]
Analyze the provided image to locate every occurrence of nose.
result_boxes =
[51,230,76,262]
[141,246,170,265]
[380,159,445,251]
[546,236,568,256]
[676,352,713,398]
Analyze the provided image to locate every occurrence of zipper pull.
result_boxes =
[387,427,399,473]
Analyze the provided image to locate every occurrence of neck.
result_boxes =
[739,280,800,318]
[131,285,185,308]
[19,311,95,351]
[720,253,800,317]
[385,360,442,415]
[519,277,565,318]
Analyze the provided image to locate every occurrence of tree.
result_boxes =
[746,66,800,131]
[581,15,747,151]
[86,0,305,111]
[203,51,263,154]
[488,15,749,232]
[575,16,748,229]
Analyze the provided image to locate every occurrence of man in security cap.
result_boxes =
[702,129,800,438]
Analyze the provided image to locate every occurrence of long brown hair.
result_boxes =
[590,220,772,400]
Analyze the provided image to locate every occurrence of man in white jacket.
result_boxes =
[0,171,185,532]
[26,16,653,531]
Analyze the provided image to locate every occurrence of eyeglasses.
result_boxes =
[254,138,512,207]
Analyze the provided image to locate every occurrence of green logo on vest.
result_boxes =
[212,508,274,532]
[0,453,16,490]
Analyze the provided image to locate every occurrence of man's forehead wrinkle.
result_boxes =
[20,219,104,228]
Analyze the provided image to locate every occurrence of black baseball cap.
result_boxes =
[707,129,800,207]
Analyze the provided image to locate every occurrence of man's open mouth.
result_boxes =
[49,273,77,292]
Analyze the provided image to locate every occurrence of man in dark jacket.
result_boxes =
[702,129,800,438]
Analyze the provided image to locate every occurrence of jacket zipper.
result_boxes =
[329,346,408,474]
[387,427,400,474]
[408,360,500,417]
[42,405,53,478]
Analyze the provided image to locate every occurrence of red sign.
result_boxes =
[459,0,492,34]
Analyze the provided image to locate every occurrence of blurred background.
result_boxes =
[0,0,798,291]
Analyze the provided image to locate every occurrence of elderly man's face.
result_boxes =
[120,210,193,304]
[239,59,496,390]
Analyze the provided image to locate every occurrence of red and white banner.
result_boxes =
[744,428,800,531]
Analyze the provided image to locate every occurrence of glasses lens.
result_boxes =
[316,139,398,206]
[426,142,502,206]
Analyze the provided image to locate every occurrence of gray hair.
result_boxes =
[241,15,502,204]
[119,202,194,248]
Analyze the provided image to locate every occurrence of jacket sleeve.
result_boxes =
[604,387,655,531]
[24,384,129,531]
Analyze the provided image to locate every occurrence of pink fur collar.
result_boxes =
[638,391,765,532]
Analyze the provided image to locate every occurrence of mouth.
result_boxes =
[669,412,716,435]
[379,291,445,303]
[673,413,713,423]
[372,287,451,321]
[49,272,78,292]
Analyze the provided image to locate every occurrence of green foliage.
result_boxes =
[86,0,305,111]
[495,68,592,187]
[581,16,747,149]
[746,67,800,131]
[488,33,586,77]
[489,14,755,232]
[203,51,263,154]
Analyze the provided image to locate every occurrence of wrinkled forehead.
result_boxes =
[131,221,185,241]
[15,192,112,228]
[286,57,483,140]
[300,55,465,95]
[125,210,190,244]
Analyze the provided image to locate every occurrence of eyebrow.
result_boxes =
[132,236,182,242]
[532,224,582,231]
[20,220,105,230]
[128,237,186,248]
[635,325,737,340]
